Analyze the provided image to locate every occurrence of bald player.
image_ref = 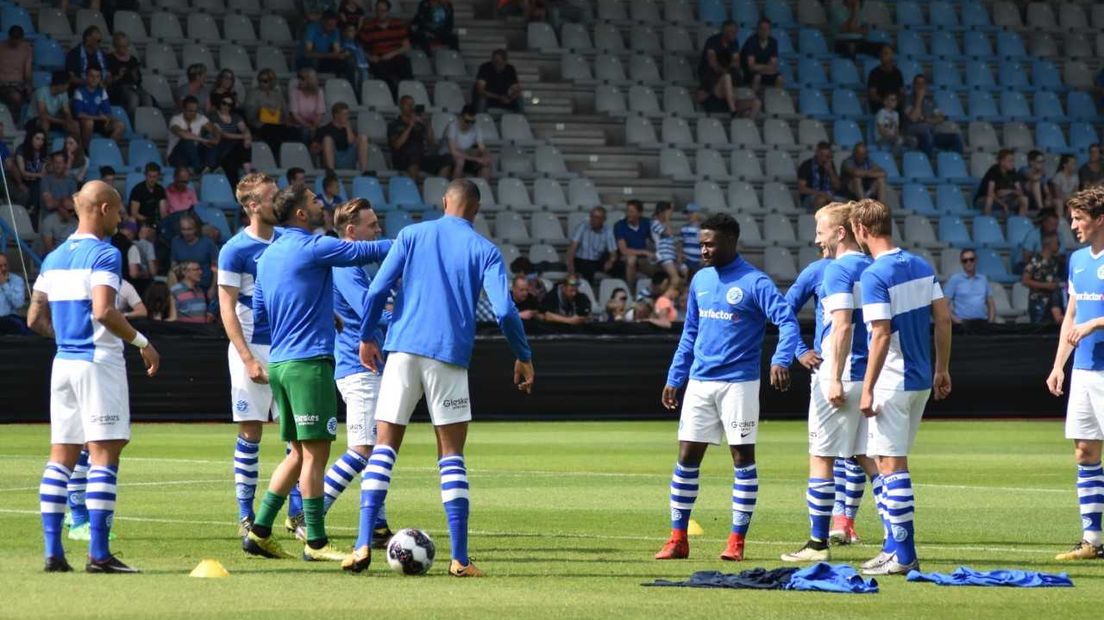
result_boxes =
[29,181,161,573]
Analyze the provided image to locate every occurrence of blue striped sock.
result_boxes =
[731,464,758,536]
[67,450,90,527]
[287,444,303,518]
[323,449,369,513]
[843,458,866,520]
[669,462,699,532]
[831,458,847,517]
[40,462,71,560]
[87,465,118,562]
[883,471,916,564]
[807,477,834,542]
[356,445,396,549]
[233,437,260,521]
[439,455,471,564]
[872,474,893,553]
[1077,462,1104,546]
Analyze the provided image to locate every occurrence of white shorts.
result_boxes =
[50,358,130,445]
[1066,369,1104,440]
[337,372,381,447]
[677,379,760,445]
[865,389,930,457]
[375,352,472,427]
[228,343,275,423]
[808,379,867,458]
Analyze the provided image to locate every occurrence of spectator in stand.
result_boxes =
[867,44,904,112]
[143,281,177,321]
[388,95,451,179]
[41,200,79,253]
[510,273,542,320]
[841,142,887,203]
[1022,232,1066,324]
[289,67,326,143]
[245,69,300,154]
[510,256,549,300]
[1050,155,1079,217]
[359,0,414,97]
[165,166,199,215]
[698,20,740,81]
[874,92,902,153]
[98,165,116,186]
[614,199,655,293]
[1079,144,1104,189]
[975,148,1029,216]
[410,0,458,53]
[338,0,366,27]
[314,102,371,172]
[829,0,881,58]
[129,162,168,229]
[25,72,78,135]
[740,19,783,93]
[342,23,372,89]
[106,32,149,120]
[546,0,594,28]
[473,49,523,113]
[441,106,492,180]
[175,64,211,113]
[797,141,844,209]
[0,255,28,334]
[63,135,89,183]
[604,287,629,322]
[943,248,995,331]
[170,214,218,296]
[540,275,592,325]
[0,26,32,115]
[1095,67,1104,112]
[15,129,48,215]
[629,298,672,329]
[40,151,78,218]
[171,261,213,323]
[137,223,161,277]
[286,167,308,191]
[168,96,215,173]
[1019,150,1050,213]
[303,10,357,84]
[654,280,681,323]
[698,49,761,118]
[119,220,157,292]
[65,26,107,87]
[202,223,222,246]
[651,201,684,289]
[680,203,703,276]
[208,93,253,188]
[73,66,124,148]
[903,74,964,158]
[209,70,241,114]
[567,206,617,284]
[115,278,147,319]
[1015,208,1062,272]
[320,173,346,212]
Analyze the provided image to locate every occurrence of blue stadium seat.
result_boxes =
[961,1,992,29]
[929,1,959,29]
[127,139,162,171]
[933,61,963,90]
[938,215,972,247]
[799,29,829,57]
[200,173,236,206]
[934,90,966,122]
[930,31,960,58]
[384,211,413,238]
[976,248,1016,284]
[763,0,796,28]
[972,215,1009,249]
[1033,91,1064,122]
[797,57,827,88]
[731,0,759,28]
[110,106,135,139]
[774,30,794,56]
[968,90,1000,122]
[388,176,425,211]
[798,89,830,119]
[699,0,727,25]
[936,184,970,214]
[1006,215,1034,249]
[831,88,862,118]
[1035,122,1071,154]
[964,61,995,90]
[963,31,993,59]
[1032,59,1063,92]
[998,62,1030,92]
[996,31,1025,61]
[903,151,937,184]
[868,150,901,183]
[937,152,973,185]
[896,1,925,28]
[832,120,863,149]
[1070,123,1099,152]
[89,138,125,170]
[313,175,348,199]
[1,6,34,35]
[898,59,922,85]
[351,176,390,211]
[33,70,50,89]
[897,30,927,59]
[194,203,233,241]
[902,184,938,216]
[829,57,860,88]
[998,91,1030,122]
[1068,92,1096,122]
[124,172,145,198]
[33,37,64,71]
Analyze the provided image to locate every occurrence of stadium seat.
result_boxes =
[1025,2,1057,30]
[896,1,924,28]
[352,176,389,211]
[798,89,830,119]
[694,180,726,212]
[1030,32,1059,59]
[990,282,1019,321]
[1006,215,1034,251]
[388,176,424,211]
[531,212,566,242]
[528,22,559,52]
[695,148,729,181]
[977,248,1016,284]
[145,43,179,75]
[904,215,940,247]
[533,179,570,212]
[595,84,626,114]
[397,81,430,109]
[969,91,1001,122]
[259,14,293,43]
[730,151,764,182]
[187,13,220,43]
[628,85,661,117]
[992,1,1023,29]
[1033,91,1064,122]
[625,116,658,148]
[33,37,66,72]
[1068,92,1097,123]
[699,0,726,24]
[763,213,798,247]
[663,25,695,54]
[535,145,570,179]
[938,215,972,247]
[384,211,413,239]
[831,89,863,119]
[903,152,936,184]
[568,178,602,210]
[970,152,995,179]
[433,81,464,113]
[595,55,626,84]
[529,244,563,273]
[798,58,828,88]
[279,143,314,172]
[200,173,236,206]
[127,139,162,172]
[728,181,761,212]
[735,214,765,247]
[250,142,277,171]
[932,91,965,123]
[931,31,960,59]
[972,215,1009,249]
[764,151,797,183]
[868,151,901,183]
[997,62,1030,93]
[194,203,233,240]
[494,211,529,242]
[763,119,795,148]
[150,11,184,41]
[1035,122,1070,154]
[964,32,994,60]
[630,26,662,56]
[968,122,1000,152]
[902,185,938,216]
[325,79,358,110]
[1070,123,1099,152]
[898,30,927,59]
[1002,122,1033,151]
[695,117,728,148]
[764,247,798,281]
[1065,61,1094,91]
[560,53,591,82]
[799,28,829,57]
[830,58,861,88]
[730,118,762,149]
[219,44,253,76]
[597,0,626,22]
[595,23,624,53]
[937,152,972,184]
[933,61,963,91]
[1065,33,1094,60]
[629,55,662,85]
[498,144,533,177]
[112,11,148,42]
[929,1,959,29]
[965,61,996,90]
[255,46,290,78]
[361,80,396,112]
[89,139,125,171]
[434,49,466,78]
[660,148,694,181]
[764,0,797,27]
[799,119,829,147]
[962,1,992,28]
[1031,59,1063,93]
[764,88,796,116]
[763,183,798,214]
[223,14,256,43]
[37,9,72,39]
[996,31,1026,60]
[497,178,535,212]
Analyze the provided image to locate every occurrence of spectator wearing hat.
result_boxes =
[567,206,617,284]
[0,26,32,114]
[541,275,592,325]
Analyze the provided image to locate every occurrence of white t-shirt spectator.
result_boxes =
[128,238,156,278]
[439,119,483,155]
[168,112,210,155]
[875,108,899,138]
[115,279,143,313]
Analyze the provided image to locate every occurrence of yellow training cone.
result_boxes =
[687,519,705,537]
[189,559,230,578]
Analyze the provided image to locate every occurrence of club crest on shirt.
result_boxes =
[725,286,744,305]
[1096,264,1104,280]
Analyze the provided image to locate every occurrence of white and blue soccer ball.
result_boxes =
[386,528,436,575]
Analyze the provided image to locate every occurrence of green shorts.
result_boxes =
[269,357,338,442]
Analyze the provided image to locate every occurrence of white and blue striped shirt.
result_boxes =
[651,219,678,263]
[217,228,281,345]
[860,248,943,392]
[33,233,124,364]
[570,221,617,261]
[820,250,872,383]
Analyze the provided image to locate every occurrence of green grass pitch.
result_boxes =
[0,419,1100,619]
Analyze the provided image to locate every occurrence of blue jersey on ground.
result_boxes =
[33,233,123,363]
[361,215,531,368]
[860,248,943,391]
[820,251,872,383]
[666,255,801,386]
[254,227,391,364]
[786,258,830,358]
[217,227,281,345]
[1068,247,1104,371]
[333,264,389,380]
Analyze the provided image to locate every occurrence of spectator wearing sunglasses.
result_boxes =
[245,69,300,154]
[440,105,492,180]
[943,248,995,331]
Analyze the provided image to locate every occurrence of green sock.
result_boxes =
[303,496,327,547]
[254,491,286,531]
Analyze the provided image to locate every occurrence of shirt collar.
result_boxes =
[67,233,99,241]
[716,254,745,272]
[873,247,902,259]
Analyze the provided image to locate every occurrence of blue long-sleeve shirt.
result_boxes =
[666,255,801,387]
[254,227,392,364]
[785,258,830,359]
[333,264,391,380]
[360,215,531,368]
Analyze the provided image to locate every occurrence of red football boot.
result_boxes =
[720,533,745,561]
[654,532,689,560]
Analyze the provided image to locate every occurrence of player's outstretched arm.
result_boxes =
[314,235,394,268]
[1048,294,1077,397]
[26,291,54,338]
[932,297,953,401]
[92,285,160,377]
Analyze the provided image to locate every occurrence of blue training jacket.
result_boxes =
[785,258,830,359]
[333,264,389,380]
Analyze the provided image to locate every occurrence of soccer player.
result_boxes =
[241,185,391,562]
[657,213,801,562]
[1047,187,1104,561]
[355,179,535,577]
[782,202,874,562]
[217,172,282,536]
[849,199,952,575]
[29,180,161,573]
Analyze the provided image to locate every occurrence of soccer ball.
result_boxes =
[386,528,436,575]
